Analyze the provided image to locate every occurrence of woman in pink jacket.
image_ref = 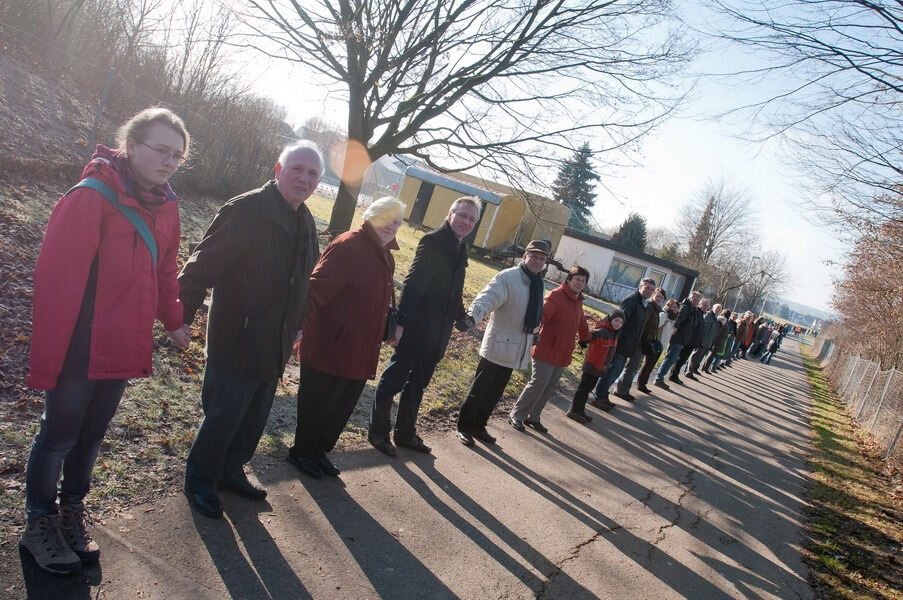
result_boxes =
[22,108,190,575]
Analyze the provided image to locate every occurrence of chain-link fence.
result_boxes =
[812,337,903,468]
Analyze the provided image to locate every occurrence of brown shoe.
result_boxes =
[20,514,83,575]
[59,503,100,563]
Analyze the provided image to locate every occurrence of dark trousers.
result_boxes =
[25,376,126,518]
[592,352,628,399]
[670,345,695,377]
[291,364,366,459]
[457,357,513,432]
[186,366,278,491]
[637,349,662,387]
[368,349,438,443]
[689,346,710,373]
[570,372,600,414]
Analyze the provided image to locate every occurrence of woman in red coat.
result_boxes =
[566,309,625,423]
[22,108,191,575]
[508,266,592,433]
[288,197,404,480]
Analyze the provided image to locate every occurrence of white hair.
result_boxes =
[278,140,324,173]
[448,196,482,216]
[363,196,406,225]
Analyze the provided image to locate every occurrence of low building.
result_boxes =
[397,166,571,251]
[547,228,699,303]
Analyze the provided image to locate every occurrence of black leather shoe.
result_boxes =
[653,380,670,391]
[369,437,398,457]
[287,453,323,479]
[685,372,698,382]
[612,391,635,402]
[395,435,431,454]
[637,385,652,394]
[524,420,548,433]
[456,430,475,447]
[668,375,684,385]
[219,474,267,500]
[184,486,223,519]
[472,428,496,444]
[316,454,340,477]
[589,397,615,411]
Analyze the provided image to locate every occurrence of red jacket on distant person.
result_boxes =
[27,146,183,390]
[299,221,397,381]
[531,283,591,368]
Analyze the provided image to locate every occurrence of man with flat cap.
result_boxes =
[456,240,550,446]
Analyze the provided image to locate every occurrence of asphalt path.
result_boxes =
[10,340,814,599]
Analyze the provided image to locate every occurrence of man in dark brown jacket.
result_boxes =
[614,287,665,399]
[178,141,322,518]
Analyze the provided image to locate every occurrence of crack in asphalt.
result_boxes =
[645,468,697,560]
[536,525,623,598]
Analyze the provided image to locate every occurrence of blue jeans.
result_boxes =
[654,343,684,382]
[25,376,127,518]
[186,367,278,492]
[593,352,628,399]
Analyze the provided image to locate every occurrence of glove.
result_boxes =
[578,340,589,349]
[455,315,475,332]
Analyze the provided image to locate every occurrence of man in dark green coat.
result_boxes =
[178,142,322,518]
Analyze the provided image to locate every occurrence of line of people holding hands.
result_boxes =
[19,108,786,576]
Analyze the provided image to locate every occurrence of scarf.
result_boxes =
[520,262,543,333]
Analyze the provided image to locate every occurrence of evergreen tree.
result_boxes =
[686,196,715,262]
[611,213,648,252]
[551,143,600,229]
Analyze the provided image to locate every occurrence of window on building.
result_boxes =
[665,273,686,301]
[645,269,665,286]
[600,258,645,303]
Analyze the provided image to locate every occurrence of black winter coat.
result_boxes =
[615,290,647,357]
[179,181,320,379]
[669,299,700,346]
[395,221,468,366]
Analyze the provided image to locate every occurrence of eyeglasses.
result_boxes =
[139,141,186,165]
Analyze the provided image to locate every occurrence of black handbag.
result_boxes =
[383,286,398,341]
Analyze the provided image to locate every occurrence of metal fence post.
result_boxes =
[855,363,882,419]
[868,368,895,430]
[840,356,859,396]
[887,422,902,461]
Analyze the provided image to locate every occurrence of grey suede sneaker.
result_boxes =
[20,513,83,575]
[59,503,100,563]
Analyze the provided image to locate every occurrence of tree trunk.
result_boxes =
[327,180,361,236]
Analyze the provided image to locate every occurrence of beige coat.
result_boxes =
[469,266,538,370]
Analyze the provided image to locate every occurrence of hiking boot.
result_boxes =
[524,420,548,433]
[20,514,83,575]
[59,503,100,563]
[508,416,526,431]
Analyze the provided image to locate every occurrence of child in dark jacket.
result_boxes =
[760,337,780,364]
[567,309,625,423]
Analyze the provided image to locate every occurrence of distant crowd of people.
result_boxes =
[19,108,789,577]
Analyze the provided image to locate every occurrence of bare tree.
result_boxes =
[707,0,903,231]
[675,178,755,264]
[237,0,694,233]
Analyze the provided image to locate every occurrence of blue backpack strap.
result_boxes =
[69,177,158,266]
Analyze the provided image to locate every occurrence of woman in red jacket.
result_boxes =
[508,266,592,433]
[566,309,625,423]
[22,108,190,575]
[287,197,403,480]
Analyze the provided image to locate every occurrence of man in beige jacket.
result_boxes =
[456,240,550,446]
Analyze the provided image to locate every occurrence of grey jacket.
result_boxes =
[469,266,538,370]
